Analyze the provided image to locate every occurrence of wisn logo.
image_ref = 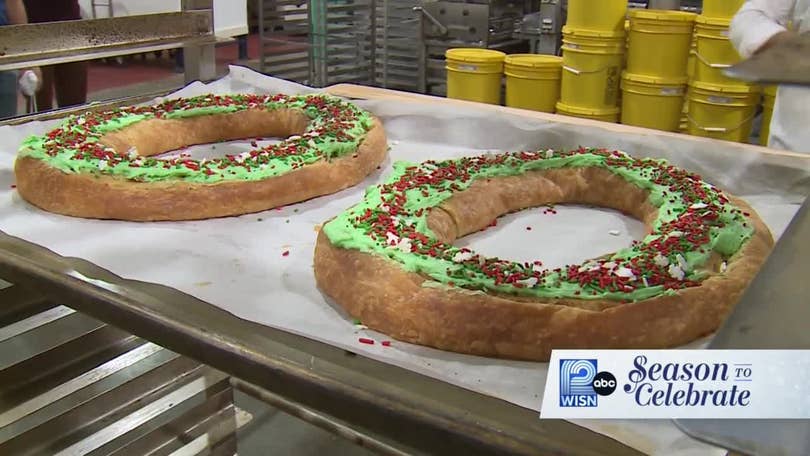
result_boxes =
[559,359,617,407]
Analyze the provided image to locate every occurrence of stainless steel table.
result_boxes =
[3,82,808,455]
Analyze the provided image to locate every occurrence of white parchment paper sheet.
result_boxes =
[1,66,808,455]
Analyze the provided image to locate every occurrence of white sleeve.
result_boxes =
[729,0,796,58]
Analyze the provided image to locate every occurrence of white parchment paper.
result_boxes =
[1,66,808,455]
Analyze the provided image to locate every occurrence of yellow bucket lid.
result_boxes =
[556,101,620,116]
[695,15,732,27]
[689,80,762,94]
[622,72,688,86]
[630,9,697,22]
[445,48,506,63]
[764,85,778,97]
[561,25,625,39]
[504,54,562,68]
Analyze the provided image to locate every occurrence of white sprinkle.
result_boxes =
[391,140,400,146]
[668,264,685,281]
[720,261,728,273]
[288,135,302,141]
[97,160,108,170]
[578,261,598,273]
[676,254,689,272]
[308,139,317,148]
[642,276,649,287]
[654,253,670,267]
[608,230,621,236]
[260,163,268,169]
[532,263,544,273]
[690,203,708,210]
[545,149,554,159]
[390,216,400,226]
[478,256,487,267]
[517,277,539,288]
[602,261,617,270]
[380,204,390,213]
[396,238,412,253]
[127,146,139,159]
[453,251,474,263]
[403,219,414,227]
[614,267,636,279]
[386,232,399,245]
[668,231,683,238]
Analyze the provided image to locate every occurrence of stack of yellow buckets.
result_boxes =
[556,0,627,122]
[622,9,696,131]
[687,0,761,143]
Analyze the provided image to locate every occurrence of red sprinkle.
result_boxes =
[381,341,392,347]
[10,184,16,189]
[359,337,375,345]
[282,250,290,257]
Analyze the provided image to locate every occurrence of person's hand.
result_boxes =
[756,31,797,54]
[18,67,42,96]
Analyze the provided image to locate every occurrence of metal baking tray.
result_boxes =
[0,93,639,454]
[0,12,213,72]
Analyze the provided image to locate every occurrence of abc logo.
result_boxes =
[592,371,617,396]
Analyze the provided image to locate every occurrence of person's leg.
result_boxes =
[35,65,56,111]
[53,61,88,108]
[0,71,19,118]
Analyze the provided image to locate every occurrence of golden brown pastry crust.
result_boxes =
[14,109,387,221]
[314,167,773,361]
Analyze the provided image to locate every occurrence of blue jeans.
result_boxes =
[0,71,18,118]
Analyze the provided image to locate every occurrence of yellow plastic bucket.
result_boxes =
[504,54,563,112]
[445,48,506,105]
[693,16,748,85]
[627,9,697,78]
[702,0,745,19]
[760,85,778,146]
[556,101,620,123]
[561,27,625,109]
[687,81,761,142]
[621,72,687,132]
[567,0,628,33]
[687,32,697,79]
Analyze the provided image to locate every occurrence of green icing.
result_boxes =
[17,93,374,183]
[323,149,755,302]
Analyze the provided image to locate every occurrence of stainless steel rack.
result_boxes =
[257,0,377,87]
[374,0,423,92]
[0,4,216,85]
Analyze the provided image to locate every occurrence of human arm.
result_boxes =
[729,0,796,58]
[4,0,42,91]
[5,0,28,24]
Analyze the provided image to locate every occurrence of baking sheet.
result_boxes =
[1,66,809,455]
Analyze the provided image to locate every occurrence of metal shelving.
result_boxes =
[257,0,377,87]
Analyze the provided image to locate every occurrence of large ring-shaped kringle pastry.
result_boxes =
[314,149,774,361]
[14,93,387,221]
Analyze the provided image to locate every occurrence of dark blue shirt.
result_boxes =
[0,1,8,26]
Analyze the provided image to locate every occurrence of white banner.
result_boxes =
[540,350,810,419]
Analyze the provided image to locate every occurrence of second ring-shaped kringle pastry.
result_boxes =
[14,93,387,221]
[314,149,773,361]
